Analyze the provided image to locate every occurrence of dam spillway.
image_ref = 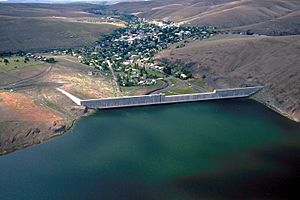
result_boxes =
[79,86,264,109]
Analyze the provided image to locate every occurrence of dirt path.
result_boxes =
[107,60,120,96]
[0,64,53,90]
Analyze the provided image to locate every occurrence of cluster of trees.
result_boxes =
[160,58,193,79]
[163,66,172,75]
[24,57,30,63]
[0,57,31,65]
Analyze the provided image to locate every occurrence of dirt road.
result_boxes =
[107,60,120,96]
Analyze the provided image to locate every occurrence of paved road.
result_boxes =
[189,82,208,93]
[145,79,169,95]
[150,77,207,95]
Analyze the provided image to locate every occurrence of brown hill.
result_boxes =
[0,3,94,18]
[0,3,120,53]
[110,0,300,35]
[156,35,300,122]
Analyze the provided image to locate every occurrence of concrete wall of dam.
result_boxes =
[80,86,263,109]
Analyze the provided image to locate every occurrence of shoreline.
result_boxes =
[0,108,96,157]
[252,97,299,123]
[0,97,298,157]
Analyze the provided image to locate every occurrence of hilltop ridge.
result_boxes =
[110,0,300,35]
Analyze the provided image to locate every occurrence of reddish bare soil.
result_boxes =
[0,92,62,123]
[0,91,66,155]
[0,55,115,155]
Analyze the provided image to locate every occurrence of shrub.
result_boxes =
[47,58,56,63]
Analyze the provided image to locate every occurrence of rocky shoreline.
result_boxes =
[0,107,96,156]
[253,97,299,123]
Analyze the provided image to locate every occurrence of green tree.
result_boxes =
[4,59,9,65]
[47,58,56,63]
[163,66,172,75]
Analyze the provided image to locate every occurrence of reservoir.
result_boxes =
[1,99,300,199]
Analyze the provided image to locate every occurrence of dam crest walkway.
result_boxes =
[57,86,263,109]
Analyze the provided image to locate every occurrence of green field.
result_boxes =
[145,68,165,78]
[189,79,213,90]
[188,79,206,87]
[169,78,179,85]
[120,80,165,96]
[0,57,44,73]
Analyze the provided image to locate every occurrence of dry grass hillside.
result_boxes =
[157,35,300,122]
[111,0,300,35]
[0,54,116,155]
[0,3,94,17]
[0,3,121,53]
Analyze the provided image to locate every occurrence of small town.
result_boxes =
[55,18,218,88]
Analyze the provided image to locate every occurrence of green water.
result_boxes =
[1,99,300,199]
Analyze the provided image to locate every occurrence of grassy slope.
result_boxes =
[0,57,43,73]
[0,55,115,155]
[0,17,118,53]
[0,56,48,86]
[157,35,300,122]
[0,3,95,18]
[0,3,119,53]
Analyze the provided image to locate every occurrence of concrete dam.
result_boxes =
[77,86,263,109]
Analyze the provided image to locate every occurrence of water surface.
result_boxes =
[1,99,300,199]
